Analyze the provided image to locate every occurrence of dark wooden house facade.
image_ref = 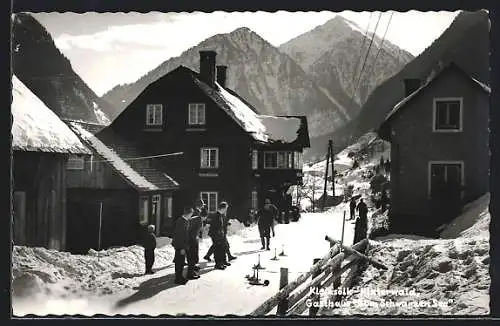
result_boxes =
[65,121,179,253]
[378,63,490,235]
[107,50,310,221]
[11,76,91,251]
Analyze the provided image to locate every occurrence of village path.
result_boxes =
[105,203,355,316]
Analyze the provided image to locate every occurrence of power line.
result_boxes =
[362,12,395,87]
[350,12,374,97]
[81,151,184,164]
[351,11,383,105]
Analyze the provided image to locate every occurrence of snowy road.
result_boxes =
[13,204,354,316]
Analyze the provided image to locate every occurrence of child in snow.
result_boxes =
[143,224,157,275]
[172,206,193,285]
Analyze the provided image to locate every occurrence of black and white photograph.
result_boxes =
[9,7,491,317]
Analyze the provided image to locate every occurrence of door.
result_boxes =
[13,191,26,245]
[429,162,463,219]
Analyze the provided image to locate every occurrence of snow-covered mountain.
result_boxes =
[280,16,414,118]
[12,13,112,125]
[101,27,354,138]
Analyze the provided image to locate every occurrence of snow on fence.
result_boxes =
[250,238,374,316]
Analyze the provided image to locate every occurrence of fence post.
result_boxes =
[277,267,289,316]
[309,258,321,316]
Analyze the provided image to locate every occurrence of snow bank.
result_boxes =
[257,115,301,143]
[11,76,90,155]
[321,198,490,316]
[69,122,159,191]
[440,193,490,239]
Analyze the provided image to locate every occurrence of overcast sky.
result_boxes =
[32,11,460,96]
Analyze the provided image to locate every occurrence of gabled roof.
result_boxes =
[378,62,490,141]
[384,62,490,123]
[68,121,179,192]
[11,76,90,155]
[173,66,310,146]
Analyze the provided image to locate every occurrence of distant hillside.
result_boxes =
[12,13,112,125]
[280,15,414,118]
[306,10,490,162]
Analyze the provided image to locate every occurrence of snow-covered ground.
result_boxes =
[12,208,354,316]
[320,193,490,316]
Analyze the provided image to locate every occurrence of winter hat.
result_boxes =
[147,225,155,232]
[264,198,271,204]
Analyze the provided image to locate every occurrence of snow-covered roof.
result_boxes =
[194,77,308,145]
[385,63,490,123]
[256,115,302,143]
[69,122,178,191]
[11,76,90,155]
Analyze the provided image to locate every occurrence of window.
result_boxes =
[67,155,84,170]
[152,195,161,235]
[201,192,218,213]
[252,150,258,170]
[433,98,462,132]
[264,152,278,169]
[146,104,163,126]
[162,196,173,229]
[265,151,294,169]
[139,196,149,225]
[189,103,206,125]
[200,147,219,169]
[251,191,258,210]
[429,162,464,199]
[294,151,303,169]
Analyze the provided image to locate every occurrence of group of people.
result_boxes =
[349,196,369,244]
[172,200,237,285]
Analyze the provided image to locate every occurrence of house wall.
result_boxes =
[66,188,140,254]
[12,151,67,250]
[66,154,132,189]
[389,69,489,233]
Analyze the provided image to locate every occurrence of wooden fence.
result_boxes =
[250,237,374,316]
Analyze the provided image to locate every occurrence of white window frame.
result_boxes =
[139,196,149,225]
[294,151,303,170]
[432,97,463,132]
[427,161,465,198]
[152,194,161,235]
[188,103,206,125]
[146,104,163,126]
[67,155,85,170]
[200,147,219,169]
[252,150,258,170]
[200,192,218,213]
[251,190,258,210]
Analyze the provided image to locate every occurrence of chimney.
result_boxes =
[216,65,228,88]
[199,50,217,87]
[403,78,421,97]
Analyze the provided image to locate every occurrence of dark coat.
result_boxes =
[143,231,157,252]
[208,212,225,240]
[172,217,190,250]
[258,204,278,227]
[349,199,357,211]
[188,216,203,243]
[357,202,368,217]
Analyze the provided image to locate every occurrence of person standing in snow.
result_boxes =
[186,200,205,279]
[208,201,230,269]
[257,198,278,250]
[354,199,368,244]
[349,197,357,221]
[143,224,157,275]
[172,206,193,285]
[380,190,389,213]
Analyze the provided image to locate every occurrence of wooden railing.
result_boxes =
[250,237,383,316]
